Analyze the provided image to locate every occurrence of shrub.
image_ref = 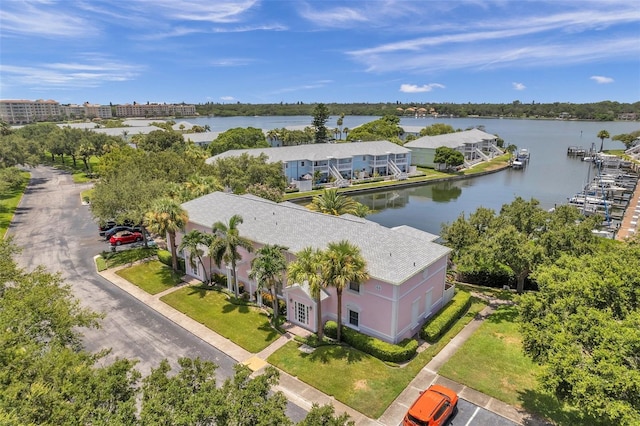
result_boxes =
[211,273,227,286]
[420,290,472,342]
[157,250,185,272]
[324,321,418,363]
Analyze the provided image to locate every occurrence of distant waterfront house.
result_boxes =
[177,192,453,344]
[405,128,503,168]
[206,140,412,189]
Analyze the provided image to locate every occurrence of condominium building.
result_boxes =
[60,102,113,120]
[115,103,196,118]
[0,99,61,124]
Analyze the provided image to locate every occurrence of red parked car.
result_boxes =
[109,230,143,246]
[403,384,458,426]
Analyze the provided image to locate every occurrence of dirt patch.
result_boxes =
[353,379,369,391]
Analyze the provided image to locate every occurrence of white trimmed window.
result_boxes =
[348,309,359,327]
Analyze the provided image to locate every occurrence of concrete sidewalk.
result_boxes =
[98,263,532,425]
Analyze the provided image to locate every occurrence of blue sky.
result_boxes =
[1,1,639,105]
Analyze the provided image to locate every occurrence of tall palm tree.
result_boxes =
[342,127,349,140]
[323,240,369,342]
[210,214,253,298]
[178,229,210,283]
[597,129,610,152]
[287,247,326,339]
[307,188,359,216]
[145,198,189,272]
[249,244,288,325]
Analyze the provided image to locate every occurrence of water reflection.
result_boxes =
[353,181,463,211]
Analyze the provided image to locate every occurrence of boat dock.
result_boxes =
[567,146,587,157]
[616,172,640,241]
[565,153,639,239]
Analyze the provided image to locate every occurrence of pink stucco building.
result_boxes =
[178,192,454,344]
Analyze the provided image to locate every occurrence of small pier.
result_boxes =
[567,146,586,157]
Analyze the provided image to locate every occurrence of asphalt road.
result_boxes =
[6,166,308,422]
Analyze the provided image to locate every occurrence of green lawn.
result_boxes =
[97,247,159,270]
[116,260,182,295]
[267,297,487,418]
[42,154,99,183]
[161,286,280,353]
[438,304,606,426]
[0,172,30,238]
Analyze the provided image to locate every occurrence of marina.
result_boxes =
[566,152,639,236]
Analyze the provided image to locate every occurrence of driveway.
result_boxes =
[6,166,308,421]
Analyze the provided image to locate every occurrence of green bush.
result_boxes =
[324,321,418,362]
[157,249,172,267]
[420,290,472,342]
[157,250,185,272]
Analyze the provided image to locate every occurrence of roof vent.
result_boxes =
[413,262,416,266]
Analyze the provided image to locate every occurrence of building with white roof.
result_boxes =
[207,140,412,188]
[178,192,453,344]
[405,128,503,168]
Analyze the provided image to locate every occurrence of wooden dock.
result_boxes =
[616,175,640,241]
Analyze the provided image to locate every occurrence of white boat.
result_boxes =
[511,159,524,169]
[568,193,608,206]
[517,148,530,161]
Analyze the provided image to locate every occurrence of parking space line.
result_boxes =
[465,406,480,426]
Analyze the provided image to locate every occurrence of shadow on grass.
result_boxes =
[301,343,366,365]
[486,304,519,324]
[153,268,182,287]
[518,388,606,426]
[257,321,279,343]
[222,301,251,314]
[101,247,157,268]
[188,285,214,299]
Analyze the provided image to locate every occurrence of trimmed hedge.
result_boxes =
[157,249,185,272]
[420,290,472,342]
[324,321,418,363]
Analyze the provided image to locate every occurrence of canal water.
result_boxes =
[186,115,639,235]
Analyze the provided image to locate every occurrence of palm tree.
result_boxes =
[287,247,326,339]
[323,240,369,342]
[342,127,349,140]
[178,229,210,283]
[249,244,288,325]
[210,214,253,298]
[307,188,359,216]
[266,129,280,146]
[597,129,610,152]
[145,198,189,272]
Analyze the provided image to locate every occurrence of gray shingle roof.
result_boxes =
[404,128,497,149]
[206,140,410,164]
[182,192,450,285]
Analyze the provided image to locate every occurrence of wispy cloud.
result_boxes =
[350,37,640,73]
[150,0,258,23]
[0,2,97,37]
[297,3,369,27]
[220,96,235,101]
[400,83,445,93]
[0,56,143,89]
[270,80,333,94]
[590,75,614,84]
[209,58,256,67]
[512,82,526,91]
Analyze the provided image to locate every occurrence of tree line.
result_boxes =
[195,100,640,121]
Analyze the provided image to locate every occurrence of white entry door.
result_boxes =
[294,301,309,325]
